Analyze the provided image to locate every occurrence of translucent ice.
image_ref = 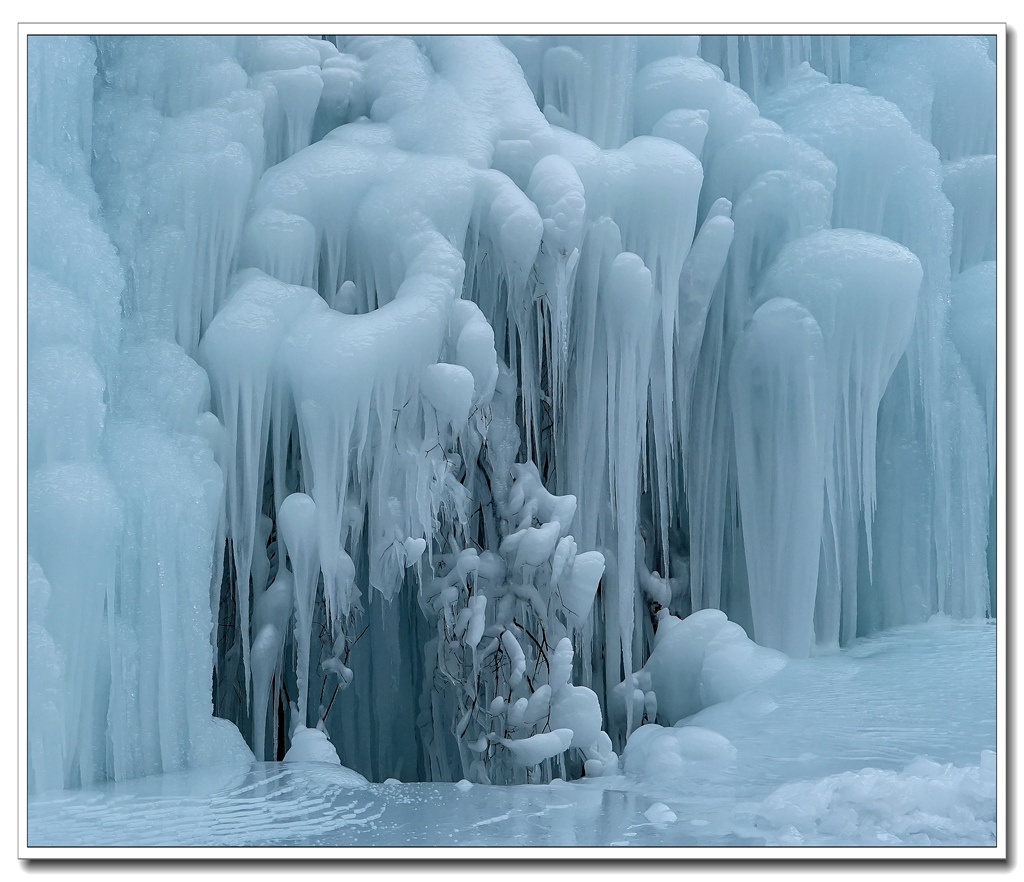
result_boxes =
[25,33,997,796]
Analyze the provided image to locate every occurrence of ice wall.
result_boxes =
[26,33,997,789]
[27,37,252,794]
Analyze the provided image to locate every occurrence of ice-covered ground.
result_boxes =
[28,617,995,850]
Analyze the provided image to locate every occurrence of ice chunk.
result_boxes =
[652,108,709,158]
[464,595,487,649]
[502,729,574,768]
[622,723,737,781]
[549,685,603,750]
[559,550,604,625]
[501,630,526,687]
[613,609,787,733]
[644,802,677,824]
[284,726,342,765]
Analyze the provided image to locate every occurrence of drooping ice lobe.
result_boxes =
[850,35,996,162]
[237,209,318,289]
[250,129,475,312]
[573,136,704,561]
[27,160,124,374]
[27,558,65,795]
[730,298,829,657]
[536,37,639,149]
[253,63,323,167]
[277,492,319,728]
[28,344,106,472]
[27,35,98,186]
[600,252,654,727]
[420,362,475,435]
[279,229,463,601]
[760,63,991,638]
[28,464,122,787]
[699,35,850,104]
[241,37,327,168]
[521,155,583,459]
[949,262,997,480]
[685,113,835,624]
[469,154,573,466]
[251,568,293,762]
[701,124,836,218]
[675,197,735,465]
[634,55,760,159]
[759,66,949,423]
[90,40,264,355]
[198,270,325,700]
[351,35,549,169]
[468,166,544,323]
[761,71,923,236]
[943,155,997,275]
[948,261,998,604]
[93,36,249,119]
[755,229,922,646]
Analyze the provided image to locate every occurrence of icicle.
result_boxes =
[730,298,829,656]
[600,252,655,731]
[277,493,319,728]
[27,558,66,794]
[943,156,997,275]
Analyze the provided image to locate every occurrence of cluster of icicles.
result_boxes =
[27,33,996,791]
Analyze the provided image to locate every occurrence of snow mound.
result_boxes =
[644,802,678,825]
[284,726,347,769]
[622,723,737,781]
[738,750,997,846]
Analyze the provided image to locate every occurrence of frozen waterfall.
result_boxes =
[26,33,997,794]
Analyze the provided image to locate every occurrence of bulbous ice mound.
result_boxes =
[756,228,922,343]
[284,727,347,768]
[623,724,737,782]
[611,609,787,735]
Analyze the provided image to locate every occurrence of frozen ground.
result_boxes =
[28,617,996,849]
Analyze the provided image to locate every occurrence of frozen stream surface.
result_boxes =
[29,618,996,849]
